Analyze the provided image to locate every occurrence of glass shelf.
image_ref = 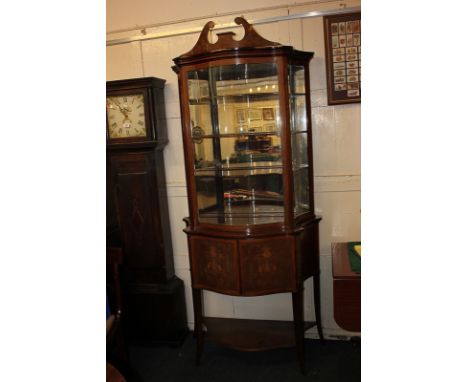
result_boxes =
[195,167,283,177]
[290,65,310,215]
[200,132,280,138]
[188,62,289,225]
[198,204,285,225]
[189,93,280,104]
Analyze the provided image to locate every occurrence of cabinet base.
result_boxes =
[123,276,188,346]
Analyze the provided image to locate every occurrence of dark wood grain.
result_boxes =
[277,54,294,229]
[106,78,188,344]
[239,236,295,294]
[298,219,321,281]
[292,289,305,374]
[172,18,321,373]
[106,248,129,377]
[172,17,313,70]
[313,274,324,342]
[107,247,123,318]
[177,17,281,60]
[332,242,360,280]
[109,150,174,284]
[192,289,204,365]
[332,242,361,332]
[190,236,240,294]
[203,317,316,351]
[106,362,126,382]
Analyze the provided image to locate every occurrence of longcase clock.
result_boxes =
[106,77,188,344]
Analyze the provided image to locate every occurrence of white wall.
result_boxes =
[107,0,361,338]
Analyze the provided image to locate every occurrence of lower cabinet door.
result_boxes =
[190,236,240,294]
[239,236,295,295]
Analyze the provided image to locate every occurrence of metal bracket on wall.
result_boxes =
[106,6,361,47]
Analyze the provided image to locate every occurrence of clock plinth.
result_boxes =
[123,278,188,345]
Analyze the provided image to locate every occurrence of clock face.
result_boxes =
[106,94,147,139]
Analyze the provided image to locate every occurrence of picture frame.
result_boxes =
[236,109,246,124]
[263,123,276,132]
[262,107,275,121]
[323,12,361,105]
[248,108,262,121]
[200,85,209,98]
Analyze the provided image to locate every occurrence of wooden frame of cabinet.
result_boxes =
[172,17,322,374]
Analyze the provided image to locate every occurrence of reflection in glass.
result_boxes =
[196,170,284,225]
[292,132,308,169]
[188,64,281,135]
[292,95,307,132]
[187,63,284,224]
[294,167,310,215]
[290,65,311,216]
[293,67,306,94]
[193,136,214,169]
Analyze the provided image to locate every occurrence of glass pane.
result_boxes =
[290,65,311,216]
[292,132,309,169]
[188,64,281,136]
[193,137,214,170]
[188,63,284,225]
[291,95,307,132]
[294,167,310,214]
[219,136,282,166]
[196,170,284,225]
[190,101,215,169]
[293,67,306,94]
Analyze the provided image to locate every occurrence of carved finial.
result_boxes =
[175,16,283,60]
[234,17,281,48]
[197,21,215,47]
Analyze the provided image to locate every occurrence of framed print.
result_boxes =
[248,108,262,121]
[262,107,275,120]
[323,12,361,105]
[200,85,209,98]
[263,123,276,132]
[236,109,246,124]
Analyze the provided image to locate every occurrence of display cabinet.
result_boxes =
[172,18,322,373]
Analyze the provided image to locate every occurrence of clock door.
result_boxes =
[109,150,174,284]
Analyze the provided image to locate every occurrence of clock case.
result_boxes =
[106,77,188,344]
[106,77,167,147]
[172,18,323,373]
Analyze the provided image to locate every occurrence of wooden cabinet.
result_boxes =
[240,236,295,294]
[106,77,188,344]
[332,242,361,332]
[172,18,322,372]
[190,236,240,294]
[109,150,172,284]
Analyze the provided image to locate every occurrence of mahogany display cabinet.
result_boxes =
[172,18,323,373]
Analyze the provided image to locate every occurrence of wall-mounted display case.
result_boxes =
[173,17,322,373]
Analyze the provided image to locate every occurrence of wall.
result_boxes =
[107,0,361,338]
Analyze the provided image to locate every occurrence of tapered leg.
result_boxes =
[192,288,204,366]
[292,288,306,375]
[313,273,324,343]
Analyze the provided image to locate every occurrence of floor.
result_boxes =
[126,336,361,382]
